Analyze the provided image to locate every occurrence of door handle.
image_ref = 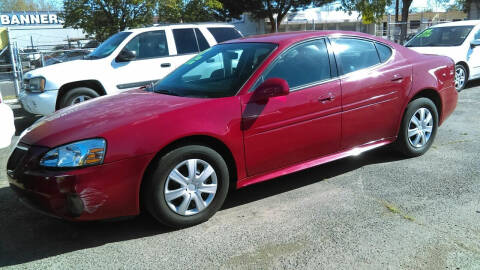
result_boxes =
[391,74,403,81]
[319,93,335,103]
[161,63,171,68]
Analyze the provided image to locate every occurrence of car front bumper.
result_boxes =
[19,90,58,115]
[7,143,155,221]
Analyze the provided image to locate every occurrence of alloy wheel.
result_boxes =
[408,107,433,148]
[455,66,466,91]
[71,95,92,105]
[164,159,218,216]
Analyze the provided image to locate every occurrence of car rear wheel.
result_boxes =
[455,64,467,92]
[143,145,229,228]
[396,97,438,157]
[60,87,99,109]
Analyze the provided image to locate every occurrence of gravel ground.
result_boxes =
[1,85,479,269]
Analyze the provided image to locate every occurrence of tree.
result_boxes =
[61,0,156,41]
[220,0,334,33]
[157,0,224,23]
[399,0,412,43]
[338,0,392,24]
[0,0,58,11]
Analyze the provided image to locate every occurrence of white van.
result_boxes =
[19,23,242,115]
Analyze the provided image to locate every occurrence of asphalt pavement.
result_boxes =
[0,84,479,269]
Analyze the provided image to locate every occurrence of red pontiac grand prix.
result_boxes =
[7,31,458,227]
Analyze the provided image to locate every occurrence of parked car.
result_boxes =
[7,31,458,228]
[406,20,480,91]
[0,92,15,149]
[19,23,242,115]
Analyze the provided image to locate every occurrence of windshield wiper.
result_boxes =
[153,89,179,96]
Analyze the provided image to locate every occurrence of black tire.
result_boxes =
[143,145,230,228]
[455,64,467,92]
[396,97,438,157]
[60,87,99,109]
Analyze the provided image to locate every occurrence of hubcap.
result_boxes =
[455,67,466,90]
[164,159,217,216]
[408,108,433,148]
[71,95,92,105]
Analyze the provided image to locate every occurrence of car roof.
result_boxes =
[126,23,235,34]
[225,30,395,48]
[431,20,480,28]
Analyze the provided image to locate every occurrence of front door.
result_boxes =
[242,39,342,176]
[112,30,176,90]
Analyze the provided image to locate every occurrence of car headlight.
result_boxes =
[25,77,45,92]
[40,138,106,168]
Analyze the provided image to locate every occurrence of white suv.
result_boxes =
[20,23,242,115]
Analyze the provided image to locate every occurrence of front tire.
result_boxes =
[60,87,99,109]
[143,145,230,228]
[455,64,467,92]
[396,98,438,157]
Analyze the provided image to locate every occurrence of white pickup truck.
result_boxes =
[20,23,242,115]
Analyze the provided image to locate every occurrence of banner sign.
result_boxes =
[0,12,64,26]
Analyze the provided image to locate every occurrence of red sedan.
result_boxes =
[7,31,458,227]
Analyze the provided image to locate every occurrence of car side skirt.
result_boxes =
[236,138,395,189]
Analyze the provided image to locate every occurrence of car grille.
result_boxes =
[7,144,29,171]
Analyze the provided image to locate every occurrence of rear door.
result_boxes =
[242,39,342,176]
[330,37,412,149]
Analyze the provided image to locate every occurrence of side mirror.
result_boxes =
[116,49,136,62]
[251,78,289,103]
[471,39,480,48]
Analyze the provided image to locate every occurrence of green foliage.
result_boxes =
[158,0,224,23]
[338,0,392,24]
[220,0,334,32]
[0,0,57,12]
[61,0,156,41]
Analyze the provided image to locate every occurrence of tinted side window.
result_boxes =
[261,39,331,89]
[173,28,199,54]
[333,38,380,74]
[375,43,392,62]
[207,27,242,43]
[124,30,169,60]
[195,28,210,51]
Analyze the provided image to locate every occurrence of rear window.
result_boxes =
[375,43,392,62]
[173,28,199,54]
[207,27,242,43]
[195,28,210,51]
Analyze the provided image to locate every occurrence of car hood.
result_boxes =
[24,59,101,88]
[21,89,206,149]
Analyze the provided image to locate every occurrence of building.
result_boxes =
[0,11,86,50]
[378,10,467,40]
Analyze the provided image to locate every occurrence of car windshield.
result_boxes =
[406,25,474,47]
[150,42,277,98]
[86,32,131,59]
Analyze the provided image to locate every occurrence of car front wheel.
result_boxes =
[143,145,230,228]
[455,64,467,92]
[396,97,438,157]
[60,87,99,109]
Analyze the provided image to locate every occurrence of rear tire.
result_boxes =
[143,145,229,228]
[60,87,99,109]
[396,98,438,157]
